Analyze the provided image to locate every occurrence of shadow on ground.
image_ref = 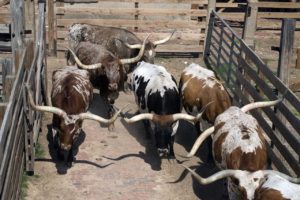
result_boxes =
[36,124,113,175]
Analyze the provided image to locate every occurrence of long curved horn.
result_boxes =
[263,170,300,184]
[26,84,68,119]
[241,98,282,113]
[67,47,103,69]
[116,39,142,49]
[153,30,175,46]
[79,104,128,124]
[187,126,215,158]
[172,101,214,122]
[182,165,241,185]
[124,113,154,123]
[120,34,151,65]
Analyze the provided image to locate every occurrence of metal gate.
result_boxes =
[204,10,300,176]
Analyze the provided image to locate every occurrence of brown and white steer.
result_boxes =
[26,66,123,167]
[179,63,231,161]
[179,63,231,125]
[183,165,300,200]
[67,35,149,131]
[187,99,282,199]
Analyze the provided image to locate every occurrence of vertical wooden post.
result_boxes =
[56,0,64,58]
[275,19,295,151]
[296,48,300,69]
[204,0,216,52]
[10,0,25,73]
[242,0,258,49]
[277,19,295,88]
[25,0,36,41]
[134,2,139,32]
[48,0,56,56]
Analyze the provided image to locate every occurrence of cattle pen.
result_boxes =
[0,0,300,199]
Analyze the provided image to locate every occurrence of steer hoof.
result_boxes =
[108,123,115,132]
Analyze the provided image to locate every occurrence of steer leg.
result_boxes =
[142,120,152,139]
[108,104,115,132]
[169,136,175,159]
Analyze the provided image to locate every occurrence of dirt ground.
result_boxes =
[25,57,229,200]
[25,24,300,200]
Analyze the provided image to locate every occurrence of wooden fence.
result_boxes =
[204,10,300,177]
[0,0,47,199]
[51,0,211,57]
[47,0,300,57]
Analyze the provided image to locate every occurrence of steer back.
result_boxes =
[52,66,93,151]
[179,63,231,123]
[213,106,268,200]
[213,106,267,171]
[131,61,180,156]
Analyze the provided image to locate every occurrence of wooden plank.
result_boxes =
[57,42,203,53]
[24,0,36,41]
[254,2,300,9]
[0,103,7,127]
[242,0,258,48]
[57,19,206,29]
[216,2,246,8]
[55,7,207,17]
[57,30,205,41]
[0,90,24,197]
[1,110,24,200]
[0,50,26,165]
[59,0,208,3]
[10,0,25,74]
[48,0,56,55]
[3,75,15,102]
[259,12,300,19]
[296,48,300,69]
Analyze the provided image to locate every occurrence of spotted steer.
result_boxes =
[187,99,282,199]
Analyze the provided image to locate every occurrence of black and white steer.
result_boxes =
[124,61,205,158]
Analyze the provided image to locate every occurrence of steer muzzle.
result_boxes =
[157,148,170,157]
[108,83,118,91]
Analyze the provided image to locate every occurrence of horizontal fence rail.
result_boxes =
[52,0,209,57]
[204,10,300,177]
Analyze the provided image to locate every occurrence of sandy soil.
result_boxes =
[25,22,300,200]
[25,57,228,200]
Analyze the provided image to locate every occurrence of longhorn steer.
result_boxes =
[179,63,231,160]
[187,99,282,199]
[183,165,300,200]
[124,61,206,158]
[67,23,174,72]
[26,66,123,166]
[68,35,149,131]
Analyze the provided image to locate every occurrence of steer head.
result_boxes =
[118,30,175,64]
[26,84,125,166]
[182,165,300,200]
[124,107,207,157]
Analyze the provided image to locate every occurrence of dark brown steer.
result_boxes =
[68,35,149,131]
[26,66,124,167]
